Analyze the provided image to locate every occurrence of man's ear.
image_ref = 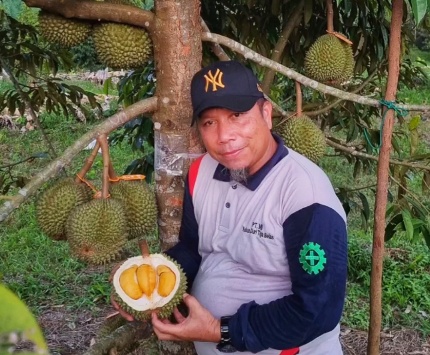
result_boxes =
[262,100,273,129]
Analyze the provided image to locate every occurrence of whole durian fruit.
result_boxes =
[38,11,92,47]
[305,34,354,84]
[66,198,128,264]
[339,41,355,83]
[92,23,152,69]
[273,115,326,163]
[109,180,158,239]
[111,254,187,321]
[36,178,93,241]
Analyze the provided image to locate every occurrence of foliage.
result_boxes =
[344,232,430,335]
[0,284,48,354]
[109,62,156,181]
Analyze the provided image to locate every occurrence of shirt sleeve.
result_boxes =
[165,173,202,288]
[229,203,348,352]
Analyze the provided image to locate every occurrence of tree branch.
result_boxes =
[83,321,152,355]
[0,97,158,223]
[326,137,430,171]
[200,19,230,61]
[23,0,155,33]
[261,0,304,92]
[201,32,430,113]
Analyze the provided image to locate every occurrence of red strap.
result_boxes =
[188,155,205,197]
[280,349,299,355]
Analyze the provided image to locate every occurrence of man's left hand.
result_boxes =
[151,293,221,343]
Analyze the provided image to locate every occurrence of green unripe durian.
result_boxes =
[273,115,326,163]
[66,198,128,265]
[36,178,93,241]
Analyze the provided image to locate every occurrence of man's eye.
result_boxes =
[233,112,241,117]
[203,120,214,126]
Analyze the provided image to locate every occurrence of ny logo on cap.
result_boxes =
[204,68,225,92]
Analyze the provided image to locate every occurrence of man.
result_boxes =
[117,60,348,354]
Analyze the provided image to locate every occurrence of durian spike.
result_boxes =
[295,81,302,116]
[97,134,111,199]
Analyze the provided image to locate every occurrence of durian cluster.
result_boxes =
[37,0,152,69]
[36,178,158,265]
[273,115,326,163]
[304,33,354,85]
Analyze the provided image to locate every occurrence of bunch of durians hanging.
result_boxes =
[36,134,158,265]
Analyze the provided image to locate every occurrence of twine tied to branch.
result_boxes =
[363,99,409,154]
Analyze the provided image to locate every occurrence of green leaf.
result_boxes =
[0,284,48,354]
[411,0,428,25]
[1,0,24,20]
[408,115,421,131]
[402,209,414,240]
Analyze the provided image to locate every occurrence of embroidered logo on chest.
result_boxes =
[242,222,274,240]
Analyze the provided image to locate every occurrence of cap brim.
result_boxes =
[191,95,261,125]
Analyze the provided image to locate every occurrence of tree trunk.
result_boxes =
[152,0,203,353]
[367,1,403,354]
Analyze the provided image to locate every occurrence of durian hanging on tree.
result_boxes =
[38,11,92,48]
[273,82,326,163]
[66,135,128,265]
[304,0,355,85]
[108,162,158,240]
[111,240,187,321]
[35,143,100,241]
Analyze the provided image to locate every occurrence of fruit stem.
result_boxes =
[326,0,334,33]
[74,140,100,184]
[295,81,302,116]
[139,239,150,258]
[98,134,110,199]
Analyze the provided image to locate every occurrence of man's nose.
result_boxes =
[217,120,235,143]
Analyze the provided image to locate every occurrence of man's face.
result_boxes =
[197,100,275,175]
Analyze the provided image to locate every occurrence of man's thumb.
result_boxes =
[183,293,199,309]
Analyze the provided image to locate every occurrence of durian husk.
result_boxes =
[36,178,93,241]
[273,115,326,163]
[38,11,92,47]
[109,180,158,240]
[304,34,349,84]
[66,198,128,264]
[92,23,152,69]
[112,254,187,321]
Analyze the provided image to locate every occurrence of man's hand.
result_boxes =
[151,293,221,343]
[111,294,135,322]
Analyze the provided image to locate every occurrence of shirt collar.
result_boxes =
[213,134,288,191]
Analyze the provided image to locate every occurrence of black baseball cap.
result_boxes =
[190,60,264,125]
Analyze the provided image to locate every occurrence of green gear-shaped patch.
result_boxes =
[299,242,327,275]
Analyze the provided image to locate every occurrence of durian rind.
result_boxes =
[92,23,152,69]
[112,254,187,321]
[274,115,326,163]
[36,178,93,241]
[38,11,92,47]
[305,34,349,83]
[66,198,128,264]
[109,180,158,239]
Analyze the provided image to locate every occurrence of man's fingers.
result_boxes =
[173,307,186,323]
[110,294,134,321]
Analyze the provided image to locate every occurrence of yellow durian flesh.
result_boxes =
[112,254,185,319]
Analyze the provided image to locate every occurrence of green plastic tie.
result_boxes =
[363,99,409,154]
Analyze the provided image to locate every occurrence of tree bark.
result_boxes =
[367,1,403,354]
[151,0,203,353]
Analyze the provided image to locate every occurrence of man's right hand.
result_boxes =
[111,294,135,322]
